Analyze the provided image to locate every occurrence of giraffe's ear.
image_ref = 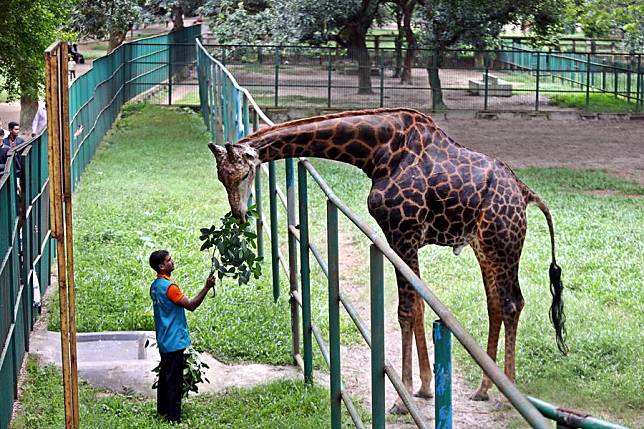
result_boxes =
[208,142,226,161]
[242,146,259,165]
[225,142,239,160]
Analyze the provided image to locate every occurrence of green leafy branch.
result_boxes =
[199,205,263,286]
[150,345,210,399]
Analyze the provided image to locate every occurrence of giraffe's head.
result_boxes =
[208,142,260,222]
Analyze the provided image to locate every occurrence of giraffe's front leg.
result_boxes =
[413,301,433,399]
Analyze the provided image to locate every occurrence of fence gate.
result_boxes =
[44,40,80,429]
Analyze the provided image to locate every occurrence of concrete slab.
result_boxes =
[29,329,300,398]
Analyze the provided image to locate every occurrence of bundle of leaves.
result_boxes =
[199,205,263,286]
[151,346,210,398]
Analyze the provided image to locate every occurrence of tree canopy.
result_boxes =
[0,0,73,125]
[569,0,644,51]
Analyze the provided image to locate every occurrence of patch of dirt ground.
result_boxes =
[435,118,644,185]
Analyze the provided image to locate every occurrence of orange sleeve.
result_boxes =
[166,284,185,304]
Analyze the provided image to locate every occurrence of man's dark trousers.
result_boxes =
[157,349,184,422]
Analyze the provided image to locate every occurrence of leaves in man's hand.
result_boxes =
[199,205,263,285]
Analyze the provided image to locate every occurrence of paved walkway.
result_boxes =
[29,328,299,398]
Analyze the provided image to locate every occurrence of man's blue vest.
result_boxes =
[150,277,191,353]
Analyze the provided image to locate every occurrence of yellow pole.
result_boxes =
[45,41,79,429]
[59,43,80,429]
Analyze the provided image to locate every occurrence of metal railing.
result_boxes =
[197,37,630,429]
[0,25,201,429]
[197,37,564,429]
[200,44,643,113]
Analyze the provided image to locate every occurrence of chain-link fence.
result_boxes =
[201,44,643,112]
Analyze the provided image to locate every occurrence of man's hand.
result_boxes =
[206,275,216,297]
[205,275,215,289]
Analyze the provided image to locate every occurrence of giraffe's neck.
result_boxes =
[243,109,433,178]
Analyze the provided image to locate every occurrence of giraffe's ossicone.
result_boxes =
[209,108,567,410]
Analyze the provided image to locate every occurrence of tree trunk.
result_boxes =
[108,31,127,52]
[348,25,372,94]
[20,94,38,134]
[393,10,403,79]
[400,1,417,85]
[426,51,446,109]
[171,5,184,32]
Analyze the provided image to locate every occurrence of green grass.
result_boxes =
[302,160,643,427]
[82,49,107,60]
[48,103,358,367]
[175,91,201,105]
[548,93,639,113]
[12,358,348,429]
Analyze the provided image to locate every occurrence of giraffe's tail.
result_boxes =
[524,186,568,356]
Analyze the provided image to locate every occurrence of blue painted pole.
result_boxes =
[433,320,452,429]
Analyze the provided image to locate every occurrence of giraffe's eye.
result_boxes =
[241,171,250,181]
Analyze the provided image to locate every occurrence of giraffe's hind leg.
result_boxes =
[499,264,524,384]
[471,260,503,401]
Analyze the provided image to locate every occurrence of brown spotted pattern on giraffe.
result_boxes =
[212,107,564,405]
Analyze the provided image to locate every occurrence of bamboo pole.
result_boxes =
[45,41,79,429]
[59,43,80,429]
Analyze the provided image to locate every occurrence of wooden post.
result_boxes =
[45,41,79,429]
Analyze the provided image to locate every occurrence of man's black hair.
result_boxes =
[149,250,169,272]
[8,122,19,131]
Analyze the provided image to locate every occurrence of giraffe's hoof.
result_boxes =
[414,388,433,399]
[388,402,409,415]
[470,390,490,401]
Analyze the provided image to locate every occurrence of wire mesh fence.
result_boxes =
[198,44,643,113]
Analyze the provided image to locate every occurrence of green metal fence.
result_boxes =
[201,44,643,113]
[196,38,630,429]
[0,25,200,429]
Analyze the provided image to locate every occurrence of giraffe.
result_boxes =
[208,108,567,411]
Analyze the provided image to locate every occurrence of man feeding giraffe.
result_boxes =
[208,108,567,412]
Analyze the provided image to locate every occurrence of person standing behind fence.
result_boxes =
[31,101,47,137]
[68,56,76,80]
[149,250,215,423]
[2,122,24,192]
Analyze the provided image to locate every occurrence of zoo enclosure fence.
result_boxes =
[199,43,643,113]
[0,25,200,429]
[196,38,627,429]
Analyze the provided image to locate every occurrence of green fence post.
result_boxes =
[483,54,489,111]
[327,51,332,108]
[370,245,385,429]
[433,320,452,429]
[637,54,642,112]
[274,47,281,107]
[585,52,591,112]
[535,52,540,112]
[286,158,300,362]
[298,162,313,383]
[168,45,173,105]
[268,161,279,302]
[252,110,264,259]
[327,200,341,429]
[379,52,384,108]
[626,57,632,103]
[431,48,438,111]
[613,61,618,98]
